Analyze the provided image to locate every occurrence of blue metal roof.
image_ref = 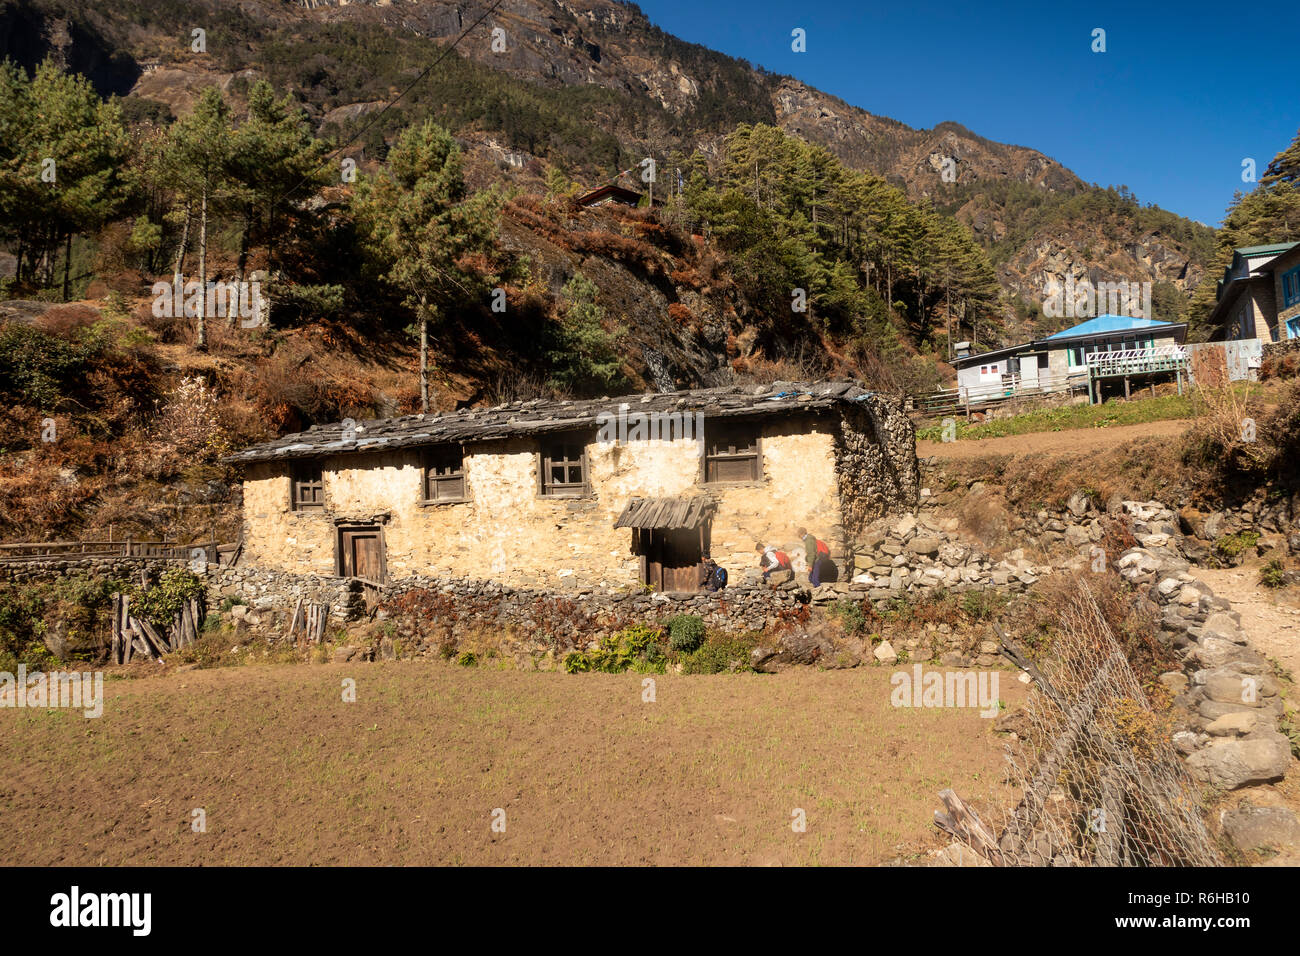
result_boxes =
[1042,314,1180,341]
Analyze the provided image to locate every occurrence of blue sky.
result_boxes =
[634,0,1298,226]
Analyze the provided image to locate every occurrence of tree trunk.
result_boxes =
[172,205,192,288]
[945,276,952,361]
[419,293,429,413]
[230,204,252,328]
[61,231,72,301]
[196,185,208,351]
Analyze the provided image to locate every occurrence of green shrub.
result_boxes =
[128,568,205,630]
[961,589,1006,621]
[1260,559,1287,589]
[830,598,868,635]
[587,624,666,673]
[1214,531,1260,560]
[455,650,477,667]
[562,650,591,673]
[666,614,705,652]
[680,633,756,675]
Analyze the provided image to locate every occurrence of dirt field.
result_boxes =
[0,663,1025,866]
[918,418,1191,460]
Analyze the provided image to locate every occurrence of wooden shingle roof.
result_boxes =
[613,495,717,530]
[222,380,877,465]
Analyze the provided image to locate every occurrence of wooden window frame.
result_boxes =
[421,444,467,503]
[290,459,324,511]
[539,434,591,497]
[702,420,762,484]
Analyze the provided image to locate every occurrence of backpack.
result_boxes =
[773,549,791,569]
[712,566,728,589]
[815,539,830,559]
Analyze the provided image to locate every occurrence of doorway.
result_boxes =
[337,524,386,582]
[639,527,704,592]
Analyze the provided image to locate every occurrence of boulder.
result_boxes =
[1185,734,1292,790]
[1066,490,1093,517]
[907,536,940,556]
[1221,805,1300,852]
[873,640,898,665]
[1205,712,1257,736]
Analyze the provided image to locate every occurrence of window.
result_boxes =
[540,435,590,496]
[291,460,324,510]
[422,445,466,502]
[1288,316,1300,341]
[1284,267,1300,308]
[704,422,761,482]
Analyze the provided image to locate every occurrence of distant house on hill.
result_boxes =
[1207,241,1300,343]
[222,382,918,593]
[574,183,643,208]
[952,314,1187,404]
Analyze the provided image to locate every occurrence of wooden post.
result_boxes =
[121,594,132,663]
[110,593,121,664]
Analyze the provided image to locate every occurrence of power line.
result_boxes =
[276,0,506,208]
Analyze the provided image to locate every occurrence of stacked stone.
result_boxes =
[0,556,188,583]
[208,567,361,622]
[1113,545,1294,792]
[844,511,1047,598]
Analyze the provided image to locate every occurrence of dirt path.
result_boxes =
[1194,566,1300,683]
[919,418,1190,460]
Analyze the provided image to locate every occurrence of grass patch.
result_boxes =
[917,394,1196,442]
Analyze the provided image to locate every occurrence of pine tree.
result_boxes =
[353,120,500,411]
[160,87,235,349]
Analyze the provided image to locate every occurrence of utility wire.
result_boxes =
[276,0,506,207]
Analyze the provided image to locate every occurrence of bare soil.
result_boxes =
[1195,566,1300,685]
[0,663,1024,866]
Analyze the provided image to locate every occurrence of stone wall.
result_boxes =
[835,397,919,546]
[0,556,192,585]
[1263,337,1300,360]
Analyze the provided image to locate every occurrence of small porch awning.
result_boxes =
[613,496,716,530]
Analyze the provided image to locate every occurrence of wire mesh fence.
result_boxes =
[942,579,1224,866]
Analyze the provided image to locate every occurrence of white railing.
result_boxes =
[1084,345,1186,376]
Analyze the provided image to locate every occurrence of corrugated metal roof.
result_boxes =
[1042,314,1182,341]
[1235,241,1298,257]
[613,496,717,530]
[222,380,877,465]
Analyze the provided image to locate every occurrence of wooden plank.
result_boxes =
[135,618,167,658]
[288,596,304,639]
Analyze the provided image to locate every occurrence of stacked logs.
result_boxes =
[110,593,205,664]
[287,597,328,644]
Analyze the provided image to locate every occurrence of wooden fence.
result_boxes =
[0,539,229,563]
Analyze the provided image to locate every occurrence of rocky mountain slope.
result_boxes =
[2,0,1215,338]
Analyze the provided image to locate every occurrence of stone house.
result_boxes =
[222,381,919,593]
[1208,241,1300,344]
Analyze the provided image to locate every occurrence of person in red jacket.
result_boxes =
[755,542,792,584]
[797,527,837,586]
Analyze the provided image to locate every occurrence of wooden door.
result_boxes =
[339,526,385,582]
[641,529,701,592]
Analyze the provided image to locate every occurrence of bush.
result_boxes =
[680,633,757,674]
[127,568,205,630]
[829,598,868,635]
[666,614,706,652]
[1260,559,1287,589]
[1214,531,1260,563]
